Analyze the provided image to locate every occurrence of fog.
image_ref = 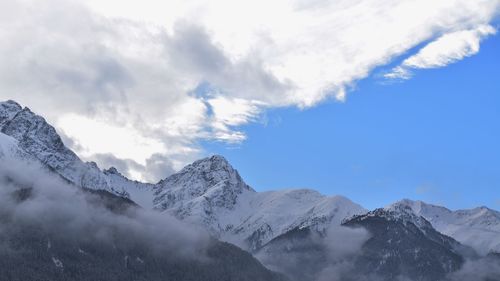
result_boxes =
[256,220,500,281]
[255,224,371,281]
[1,153,499,280]
[0,154,210,259]
[445,256,500,281]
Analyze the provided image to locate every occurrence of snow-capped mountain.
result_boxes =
[341,207,469,281]
[257,205,470,281]
[388,199,500,255]
[153,155,366,251]
[0,144,287,281]
[0,99,365,252]
[0,100,153,200]
[1,99,499,260]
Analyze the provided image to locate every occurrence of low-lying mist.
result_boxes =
[1,153,499,281]
[256,218,500,281]
[255,225,371,281]
[0,155,210,259]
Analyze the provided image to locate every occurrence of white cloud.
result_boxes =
[57,114,166,165]
[207,96,264,143]
[386,25,497,79]
[0,0,499,180]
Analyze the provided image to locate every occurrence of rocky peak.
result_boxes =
[355,203,435,231]
[103,166,121,175]
[157,155,252,194]
[0,100,126,196]
[1,102,67,151]
[0,100,23,125]
[153,155,254,225]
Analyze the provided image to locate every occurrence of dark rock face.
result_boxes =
[343,208,465,281]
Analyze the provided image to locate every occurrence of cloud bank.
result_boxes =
[0,151,210,258]
[0,0,498,180]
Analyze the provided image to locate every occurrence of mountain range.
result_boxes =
[0,99,499,281]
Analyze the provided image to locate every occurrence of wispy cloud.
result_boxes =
[385,25,497,79]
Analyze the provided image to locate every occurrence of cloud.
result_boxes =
[385,25,497,79]
[255,225,371,281]
[445,257,500,281]
[0,151,210,258]
[0,0,499,180]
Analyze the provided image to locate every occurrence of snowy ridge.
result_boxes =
[226,189,366,250]
[153,158,366,251]
[104,167,156,208]
[0,100,153,203]
[382,200,436,230]
[389,199,500,254]
[0,100,366,246]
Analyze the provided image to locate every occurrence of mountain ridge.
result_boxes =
[0,99,499,259]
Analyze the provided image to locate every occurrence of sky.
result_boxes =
[0,0,499,210]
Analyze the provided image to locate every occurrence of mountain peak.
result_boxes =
[1,99,22,109]
[159,154,247,188]
[154,154,253,213]
[191,154,232,169]
[103,166,120,175]
[360,203,434,230]
[0,99,130,196]
[0,100,23,125]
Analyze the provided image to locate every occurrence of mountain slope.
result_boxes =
[0,100,366,253]
[153,155,366,251]
[390,199,500,255]
[0,149,287,281]
[257,205,471,281]
[0,100,154,203]
[342,206,468,281]
[0,99,367,257]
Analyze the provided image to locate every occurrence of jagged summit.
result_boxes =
[158,154,249,186]
[0,100,131,196]
[357,204,435,231]
[103,166,121,176]
[0,100,23,122]
[153,154,253,211]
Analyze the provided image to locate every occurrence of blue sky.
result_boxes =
[204,33,500,210]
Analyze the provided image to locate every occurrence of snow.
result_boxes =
[52,257,63,268]
[153,156,366,250]
[1,100,362,252]
[0,100,154,202]
[389,199,500,255]
[104,168,155,208]
[0,132,21,158]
